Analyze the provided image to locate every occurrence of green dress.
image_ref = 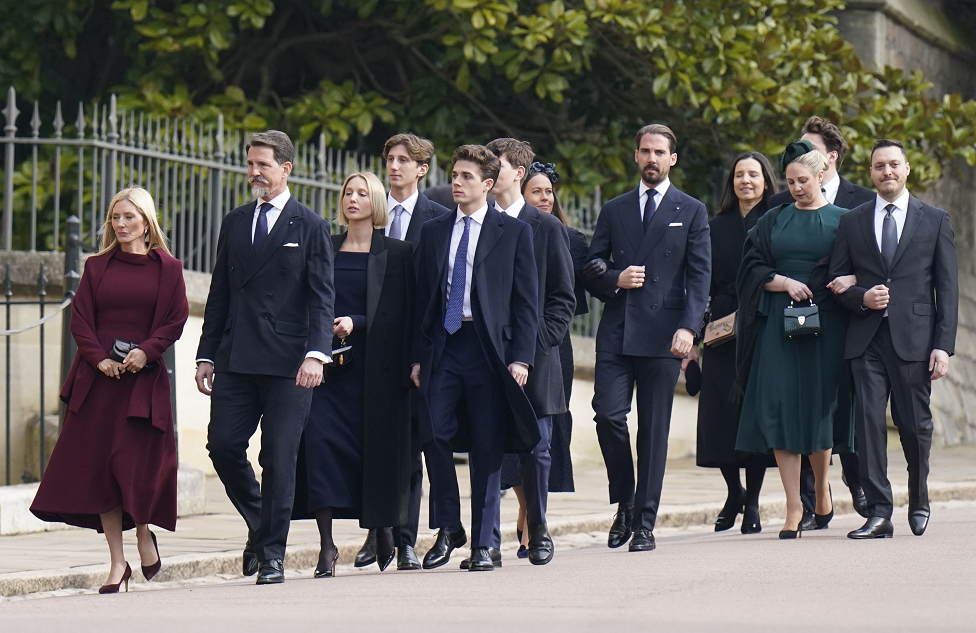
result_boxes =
[736,203,854,455]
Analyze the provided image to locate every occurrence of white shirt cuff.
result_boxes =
[306,351,330,364]
[195,358,213,365]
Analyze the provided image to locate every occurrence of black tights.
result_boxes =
[719,456,767,512]
[315,509,394,568]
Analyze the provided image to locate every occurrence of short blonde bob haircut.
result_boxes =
[337,172,389,228]
[788,149,830,175]
[99,187,171,256]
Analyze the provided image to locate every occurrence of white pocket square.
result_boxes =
[283,242,300,247]
[668,222,683,227]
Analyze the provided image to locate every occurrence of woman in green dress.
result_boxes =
[734,140,855,538]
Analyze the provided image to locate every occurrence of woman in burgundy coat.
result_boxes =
[30,187,189,593]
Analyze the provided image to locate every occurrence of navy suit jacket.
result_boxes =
[197,196,335,378]
[414,204,540,450]
[402,191,452,250]
[585,184,711,357]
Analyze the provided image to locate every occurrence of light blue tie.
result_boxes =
[389,204,405,240]
[444,216,471,334]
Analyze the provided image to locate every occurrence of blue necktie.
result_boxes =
[643,190,656,234]
[444,216,471,334]
[253,202,273,253]
[389,204,405,240]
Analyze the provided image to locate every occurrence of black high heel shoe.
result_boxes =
[741,507,762,534]
[142,531,161,581]
[99,563,132,594]
[815,484,834,530]
[715,487,746,532]
[779,515,804,539]
[376,528,396,572]
[314,549,339,578]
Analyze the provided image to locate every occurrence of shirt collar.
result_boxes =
[823,174,840,201]
[388,189,419,214]
[499,196,525,218]
[456,204,489,226]
[258,188,291,211]
[875,189,910,214]
[639,177,671,202]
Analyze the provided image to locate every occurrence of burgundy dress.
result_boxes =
[31,248,188,532]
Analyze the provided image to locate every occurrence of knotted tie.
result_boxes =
[882,203,898,267]
[253,202,273,253]
[643,190,656,234]
[444,216,471,334]
[389,204,405,240]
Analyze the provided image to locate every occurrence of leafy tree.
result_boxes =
[2,0,975,205]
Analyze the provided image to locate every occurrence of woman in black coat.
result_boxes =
[691,152,777,534]
[299,171,414,577]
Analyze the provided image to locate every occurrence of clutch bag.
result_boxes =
[109,339,157,370]
[327,338,353,378]
[784,300,821,338]
[703,312,736,347]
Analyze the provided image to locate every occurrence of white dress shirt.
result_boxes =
[446,205,488,321]
[822,174,840,205]
[252,188,290,241]
[639,177,671,219]
[498,196,525,219]
[385,189,419,238]
[873,189,909,251]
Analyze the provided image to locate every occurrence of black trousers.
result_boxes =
[851,319,933,519]
[394,418,423,548]
[207,372,312,561]
[593,352,681,531]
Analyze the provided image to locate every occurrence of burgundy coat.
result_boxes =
[60,247,189,433]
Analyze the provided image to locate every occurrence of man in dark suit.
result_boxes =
[354,133,451,571]
[485,138,575,565]
[585,124,710,552]
[828,138,957,539]
[412,144,539,571]
[770,116,875,524]
[195,131,334,584]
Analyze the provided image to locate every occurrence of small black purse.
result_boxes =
[109,339,158,370]
[784,300,821,339]
[326,338,353,378]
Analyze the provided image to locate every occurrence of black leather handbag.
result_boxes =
[784,300,821,339]
[327,338,353,378]
[110,339,158,370]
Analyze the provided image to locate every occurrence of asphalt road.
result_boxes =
[4,501,976,632]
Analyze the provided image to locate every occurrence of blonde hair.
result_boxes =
[788,149,829,175]
[98,187,170,256]
[337,172,388,228]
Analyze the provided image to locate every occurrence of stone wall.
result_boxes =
[838,0,976,445]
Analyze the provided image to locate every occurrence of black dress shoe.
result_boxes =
[459,547,501,569]
[629,527,655,552]
[608,503,634,549]
[467,547,495,571]
[909,510,930,536]
[256,559,285,584]
[800,510,818,532]
[740,507,762,534]
[715,487,745,532]
[850,485,869,518]
[422,527,467,569]
[355,529,377,568]
[243,539,259,577]
[397,545,422,570]
[527,524,554,565]
[848,516,894,539]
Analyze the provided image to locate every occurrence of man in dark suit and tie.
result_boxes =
[485,137,575,565]
[195,131,334,584]
[585,124,710,552]
[770,116,875,525]
[354,133,450,571]
[828,138,958,539]
[411,145,539,571]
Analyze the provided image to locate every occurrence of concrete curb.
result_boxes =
[3,481,974,597]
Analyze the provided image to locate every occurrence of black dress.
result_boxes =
[305,252,369,514]
[696,203,768,468]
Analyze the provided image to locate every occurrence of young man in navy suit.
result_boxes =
[354,133,451,571]
[585,124,710,553]
[195,131,334,584]
[411,145,539,571]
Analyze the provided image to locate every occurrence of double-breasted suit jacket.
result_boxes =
[414,205,540,451]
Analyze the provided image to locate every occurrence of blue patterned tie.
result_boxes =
[253,202,273,253]
[389,204,405,240]
[444,216,471,334]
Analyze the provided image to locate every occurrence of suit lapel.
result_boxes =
[366,232,387,332]
[834,177,854,210]
[620,188,643,253]
[857,205,886,273]
[889,195,923,271]
[432,211,454,290]
[234,203,257,273]
[635,187,681,263]
[474,205,504,268]
[240,197,300,285]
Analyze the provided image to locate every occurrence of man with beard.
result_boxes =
[195,130,335,584]
[828,139,957,539]
[584,124,710,552]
